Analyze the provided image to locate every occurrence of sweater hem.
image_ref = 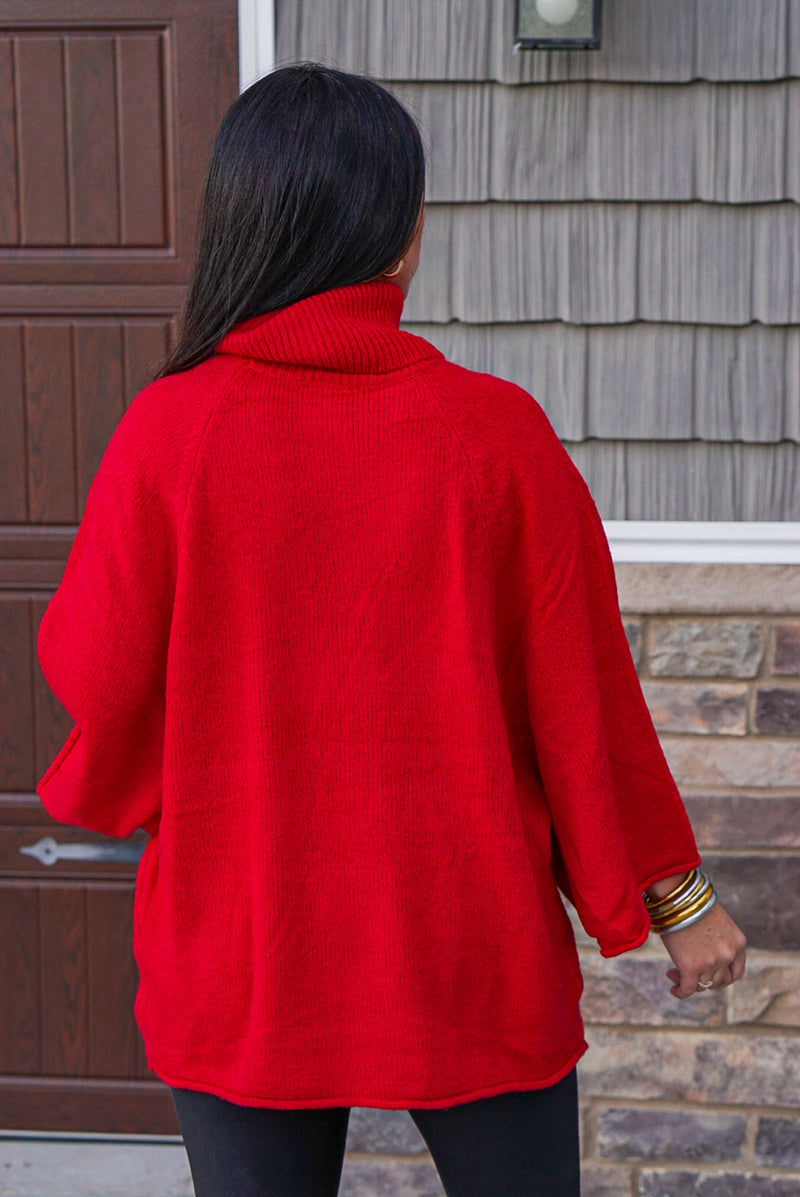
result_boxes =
[146,1041,589,1110]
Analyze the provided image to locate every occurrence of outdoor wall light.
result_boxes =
[515,0,602,49]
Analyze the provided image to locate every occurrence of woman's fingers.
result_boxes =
[670,970,723,999]
[672,959,740,998]
[673,970,703,999]
[667,962,706,998]
[731,948,747,982]
[657,900,747,999]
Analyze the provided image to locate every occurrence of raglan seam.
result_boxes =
[417,371,501,583]
[176,368,250,543]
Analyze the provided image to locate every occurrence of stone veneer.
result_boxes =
[334,565,800,1196]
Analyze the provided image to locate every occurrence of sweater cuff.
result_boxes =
[637,855,703,896]
[597,908,651,958]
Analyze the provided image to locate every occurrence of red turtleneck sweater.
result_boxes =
[37,280,700,1109]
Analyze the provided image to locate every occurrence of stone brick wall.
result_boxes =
[572,564,800,1196]
[334,565,800,1196]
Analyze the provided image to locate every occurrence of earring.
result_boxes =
[384,258,404,278]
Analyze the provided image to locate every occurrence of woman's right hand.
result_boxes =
[659,901,747,999]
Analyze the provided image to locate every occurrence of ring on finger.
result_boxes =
[696,978,714,990]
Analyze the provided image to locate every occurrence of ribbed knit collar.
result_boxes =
[216,280,443,375]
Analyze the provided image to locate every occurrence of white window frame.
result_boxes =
[604,521,800,564]
[237,2,800,565]
[238,0,275,91]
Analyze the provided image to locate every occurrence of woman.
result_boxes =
[36,63,746,1196]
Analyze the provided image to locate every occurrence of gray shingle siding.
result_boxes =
[405,204,800,325]
[277,0,800,84]
[277,0,800,519]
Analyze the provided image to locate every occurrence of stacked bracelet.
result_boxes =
[643,867,718,935]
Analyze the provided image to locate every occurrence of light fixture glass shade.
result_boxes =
[515,0,602,48]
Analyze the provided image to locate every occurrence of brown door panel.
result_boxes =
[0,0,238,1132]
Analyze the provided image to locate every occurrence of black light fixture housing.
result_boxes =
[514,0,602,50]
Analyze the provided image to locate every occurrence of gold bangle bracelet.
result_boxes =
[643,868,699,911]
[650,885,716,930]
[651,873,711,918]
[643,868,697,909]
[647,872,708,917]
[649,877,714,924]
[650,883,714,928]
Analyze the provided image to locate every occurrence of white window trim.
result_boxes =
[238,0,276,90]
[604,522,800,564]
[236,5,800,567]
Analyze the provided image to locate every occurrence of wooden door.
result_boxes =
[0,0,238,1132]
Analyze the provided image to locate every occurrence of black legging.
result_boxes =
[170,1067,580,1197]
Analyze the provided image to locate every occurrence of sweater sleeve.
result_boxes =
[36,383,191,838]
[501,398,701,956]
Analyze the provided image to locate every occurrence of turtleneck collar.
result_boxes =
[215,280,442,376]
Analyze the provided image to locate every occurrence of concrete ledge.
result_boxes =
[614,564,800,615]
[0,1140,193,1196]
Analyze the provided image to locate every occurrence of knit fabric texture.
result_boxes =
[37,279,700,1109]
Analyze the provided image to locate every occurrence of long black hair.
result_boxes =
[158,63,426,377]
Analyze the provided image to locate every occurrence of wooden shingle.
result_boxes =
[393,82,798,203]
[566,442,800,520]
[407,203,800,326]
[404,322,800,444]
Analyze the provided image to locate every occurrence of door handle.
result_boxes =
[20,835,146,867]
